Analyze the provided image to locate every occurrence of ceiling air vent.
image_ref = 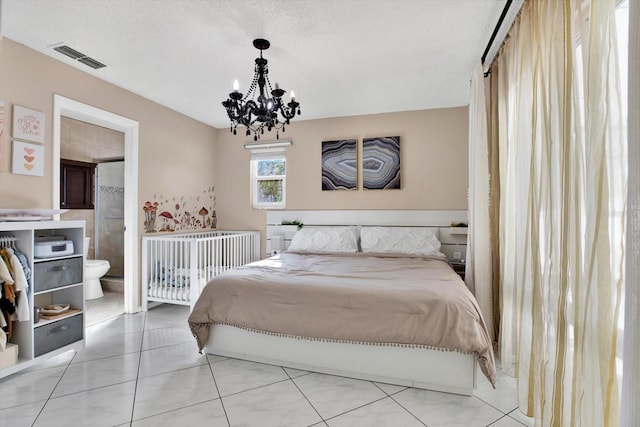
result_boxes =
[52,45,106,69]
[78,57,106,69]
[53,45,85,60]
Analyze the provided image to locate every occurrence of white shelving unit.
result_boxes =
[0,220,85,378]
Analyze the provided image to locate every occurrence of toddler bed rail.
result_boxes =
[142,230,260,310]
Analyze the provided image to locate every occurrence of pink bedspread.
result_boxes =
[188,252,496,386]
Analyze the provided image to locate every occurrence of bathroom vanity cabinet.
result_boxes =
[0,220,85,378]
[60,159,96,210]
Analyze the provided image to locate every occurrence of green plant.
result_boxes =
[282,219,304,230]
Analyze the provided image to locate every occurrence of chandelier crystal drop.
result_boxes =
[222,39,301,141]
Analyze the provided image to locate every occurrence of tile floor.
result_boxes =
[0,304,534,427]
[85,289,125,327]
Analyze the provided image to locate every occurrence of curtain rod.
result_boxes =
[481,0,514,66]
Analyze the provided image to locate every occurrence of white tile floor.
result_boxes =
[0,304,534,427]
[85,289,125,327]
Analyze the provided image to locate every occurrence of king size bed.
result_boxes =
[188,212,495,395]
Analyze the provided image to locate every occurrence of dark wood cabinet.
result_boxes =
[60,159,96,209]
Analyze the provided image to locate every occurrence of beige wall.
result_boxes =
[0,37,217,232]
[216,107,469,242]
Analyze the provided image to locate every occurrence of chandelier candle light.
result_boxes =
[222,39,301,141]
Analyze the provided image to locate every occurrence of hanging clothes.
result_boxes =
[0,252,13,286]
[0,252,16,320]
[0,327,6,351]
[0,246,30,322]
[3,248,29,321]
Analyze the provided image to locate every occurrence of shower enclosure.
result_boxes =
[94,161,125,278]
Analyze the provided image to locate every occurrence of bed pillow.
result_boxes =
[287,226,359,253]
[360,226,442,256]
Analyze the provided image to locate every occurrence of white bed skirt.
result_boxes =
[205,324,477,396]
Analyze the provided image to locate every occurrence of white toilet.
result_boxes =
[84,237,110,300]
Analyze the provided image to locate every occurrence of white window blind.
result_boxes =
[246,141,291,209]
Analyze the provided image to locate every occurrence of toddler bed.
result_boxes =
[142,230,260,309]
[189,217,495,395]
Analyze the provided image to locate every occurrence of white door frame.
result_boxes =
[52,95,140,313]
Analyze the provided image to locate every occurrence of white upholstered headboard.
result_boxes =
[266,210,468,261]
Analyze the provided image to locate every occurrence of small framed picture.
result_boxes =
[13,105,45,144]
[12,140,44,176]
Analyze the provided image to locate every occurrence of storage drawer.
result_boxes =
[34,256,83,292]
[34,314,83,357]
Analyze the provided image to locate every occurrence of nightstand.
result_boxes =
[450,261,465,280]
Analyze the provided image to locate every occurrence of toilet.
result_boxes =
[83,237,110,300]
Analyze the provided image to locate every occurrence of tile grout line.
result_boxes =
[128,310,147,424]
[486,413,521,426]
[284,367,326,424]
[218,376,292,399]
[129,397,225,425]
[506,409,533,427]
[371,381,408,397]
[288,374,418,425]
[387,392,429,427]
[319,393,394,424]
[207,356,232,427]
[30,347,79,426]
[472,394,518,417]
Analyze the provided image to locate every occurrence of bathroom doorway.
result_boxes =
[53,95,140,315]
[59,118,126,324]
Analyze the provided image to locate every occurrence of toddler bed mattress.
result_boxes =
[188,251,496,386]
[147,264,231,300]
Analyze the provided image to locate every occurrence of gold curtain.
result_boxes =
[492,0,626,426]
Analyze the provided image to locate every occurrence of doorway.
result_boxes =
[52,95,140,313]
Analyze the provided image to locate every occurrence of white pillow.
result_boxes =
[360,226,442,256]
[288,227,359,253]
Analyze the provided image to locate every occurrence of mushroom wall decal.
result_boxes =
[143,201,159,232]
[198,207,208,229]
[159,211,174,231]
[141,186,216,233]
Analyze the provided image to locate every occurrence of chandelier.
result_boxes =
[222,39,301,141]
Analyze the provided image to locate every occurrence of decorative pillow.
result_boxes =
[288,227,359,253]
[360,226,442,256]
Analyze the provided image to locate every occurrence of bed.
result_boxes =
[188,212,495,395]
[141,230,260,310]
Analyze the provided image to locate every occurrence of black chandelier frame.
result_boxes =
[222,39,301,141]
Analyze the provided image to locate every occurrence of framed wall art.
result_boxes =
[12,140,44,176]
[13,105,45,144]
[321,139,357,190]
[362,136,401,190]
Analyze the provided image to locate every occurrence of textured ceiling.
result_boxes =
[0,0,521,129]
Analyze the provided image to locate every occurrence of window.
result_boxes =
[248,142,291,209]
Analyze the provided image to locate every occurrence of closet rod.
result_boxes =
[481,0,514,65]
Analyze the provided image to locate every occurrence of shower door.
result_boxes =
[95,161,125,277]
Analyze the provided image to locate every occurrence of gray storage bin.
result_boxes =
[33,256,83,292]
[34,314,83,357]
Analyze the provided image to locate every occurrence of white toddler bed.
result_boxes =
[142,230,260,310]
